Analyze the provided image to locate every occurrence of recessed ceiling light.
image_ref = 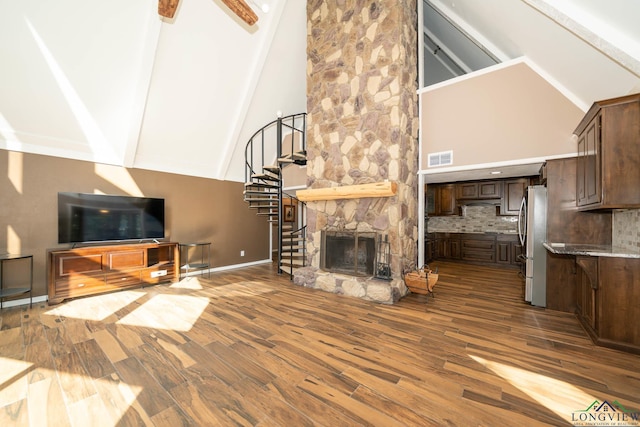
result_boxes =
[490,171,502,175]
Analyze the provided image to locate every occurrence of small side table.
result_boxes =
[0,254,33,309]
[179,243,211,279]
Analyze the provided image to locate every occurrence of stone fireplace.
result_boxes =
[293,1,419,304]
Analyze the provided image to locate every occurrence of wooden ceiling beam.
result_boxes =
[220,0,258,26]
[158,0,258,26]
[158,0,180,19]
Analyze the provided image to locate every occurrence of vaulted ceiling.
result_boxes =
[423,0,640,110]
[1,0,638,183]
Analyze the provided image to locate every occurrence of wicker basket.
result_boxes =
[403,266,438,295]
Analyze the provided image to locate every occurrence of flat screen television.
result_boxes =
[58,192,165,244]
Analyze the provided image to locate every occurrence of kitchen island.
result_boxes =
[544,242,640,354]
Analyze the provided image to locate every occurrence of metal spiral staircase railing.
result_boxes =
[243,113,307,277]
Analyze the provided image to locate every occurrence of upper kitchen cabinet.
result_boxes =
[456,181,502,200]
[426,184,457,216]
[575,93,640,210]
[499,178,529,216]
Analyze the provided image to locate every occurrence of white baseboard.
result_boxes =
[180,258,272,277]
[1,294,48,309]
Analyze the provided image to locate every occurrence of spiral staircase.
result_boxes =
[243,113,307,276]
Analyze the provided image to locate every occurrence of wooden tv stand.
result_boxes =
[47,242,179,305]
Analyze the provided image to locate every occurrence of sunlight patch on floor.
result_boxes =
[0,358,143,425]
[470,355,596,423]
[0,357,32,406]
[116,294,209,331]
[46,291,146,321]
[170,277,204,290]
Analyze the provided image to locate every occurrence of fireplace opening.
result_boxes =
[320,231,376,276]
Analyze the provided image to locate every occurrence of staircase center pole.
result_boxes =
[277,115,283,274]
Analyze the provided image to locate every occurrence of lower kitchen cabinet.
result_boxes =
[433,233,520,268]
[461,235,495,263]
[436,234,461,260]
[575,256,640,354]
[496,241,511,264]
[424,234,437,264]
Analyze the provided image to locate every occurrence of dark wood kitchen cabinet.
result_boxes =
[496,234,522,266]
[456,181,502,200]
[426,184,457,216]
[575,93,640,210]
[574,256,640,355]
[424,234,436,264]
[436,233,461,260]
[461,234,495,263]
[575,256,598,335]
[434,233,520,268]
[499,178,529,216]
[544,157,611,313]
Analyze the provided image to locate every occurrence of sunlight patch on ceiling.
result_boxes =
[94,163,143,197]
[25,18,118,164]
[116,294,209,331]
[470,354,596,423]
[0,113,24,152]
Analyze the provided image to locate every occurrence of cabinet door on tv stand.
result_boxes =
[56,253,104,280]
[107,249,146,270]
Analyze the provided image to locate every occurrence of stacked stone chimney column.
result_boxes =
[294,1,419,304]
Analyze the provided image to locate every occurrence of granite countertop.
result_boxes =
[543,242,640,259]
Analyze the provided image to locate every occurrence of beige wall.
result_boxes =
[420,60,585,171]
[1,150,270,300]
[282,164,307,189]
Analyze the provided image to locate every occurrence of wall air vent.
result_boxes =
[427,150,453,167]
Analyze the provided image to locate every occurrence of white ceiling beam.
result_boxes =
[123,10,163,168]
[522,0,640,77]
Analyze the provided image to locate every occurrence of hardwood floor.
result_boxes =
[1,261,639,426]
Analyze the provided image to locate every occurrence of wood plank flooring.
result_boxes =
[1,261,639,426]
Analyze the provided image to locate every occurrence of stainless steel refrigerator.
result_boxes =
[517,185,547,307]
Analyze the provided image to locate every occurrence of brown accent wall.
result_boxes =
[0,149,270,300]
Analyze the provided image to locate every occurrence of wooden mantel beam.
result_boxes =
[296,181,397,202]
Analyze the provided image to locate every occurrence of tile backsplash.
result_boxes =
[613,209,640,250]
[427,205,518,234]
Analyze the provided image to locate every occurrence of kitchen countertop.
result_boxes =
[427,231,518,235]
[543,242,640,259]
